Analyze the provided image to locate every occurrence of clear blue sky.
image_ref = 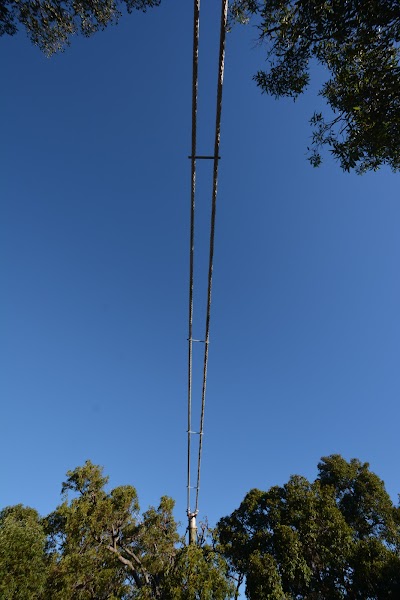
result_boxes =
[1,0,400,538]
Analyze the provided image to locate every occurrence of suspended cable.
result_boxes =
[195,0,228,514]
[187,0,200,519]
[186,0,228,542]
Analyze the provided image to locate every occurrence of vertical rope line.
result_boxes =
[187,0,200,516]
[195,0,228,513]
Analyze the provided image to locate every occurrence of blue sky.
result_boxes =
[1,0,400,540]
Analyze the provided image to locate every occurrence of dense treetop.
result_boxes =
[0,460,234,599]
[217,454,400,599]
[230,0,400,172]
[1,455,399,598]
[0,0,160,54]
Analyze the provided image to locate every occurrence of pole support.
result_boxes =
[188,511,198,545]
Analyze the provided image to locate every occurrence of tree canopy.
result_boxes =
[1,456,399,598]
[230,0,400,173]
[0,505,47,599]
[0,460,234,599]
[0,0,160,55]
[217,454,400,599]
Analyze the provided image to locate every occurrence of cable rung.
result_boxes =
[188,155,221,160]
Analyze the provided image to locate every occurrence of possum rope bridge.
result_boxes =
[186,0,228,544]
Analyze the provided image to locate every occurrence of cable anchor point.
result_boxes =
[187,509,199,545]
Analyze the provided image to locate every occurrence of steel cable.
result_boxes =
[194,0,228,514]
[187,0,200,517]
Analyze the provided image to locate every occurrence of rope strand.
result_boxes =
[187,0,200,517]
[195,0,228,514]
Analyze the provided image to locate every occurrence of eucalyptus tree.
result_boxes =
[0,460,234,599]
[230,0,400,172]
[43,460,234,599]
[0,505,48,599]
[0,0,160,54]
[217,454,400,599]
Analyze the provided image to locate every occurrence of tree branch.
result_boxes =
[105,544,144,588]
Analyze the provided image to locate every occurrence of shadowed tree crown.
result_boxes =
[230,0,400,172]
[0,0,161,54]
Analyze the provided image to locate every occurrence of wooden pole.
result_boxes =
[188,512,197,545]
